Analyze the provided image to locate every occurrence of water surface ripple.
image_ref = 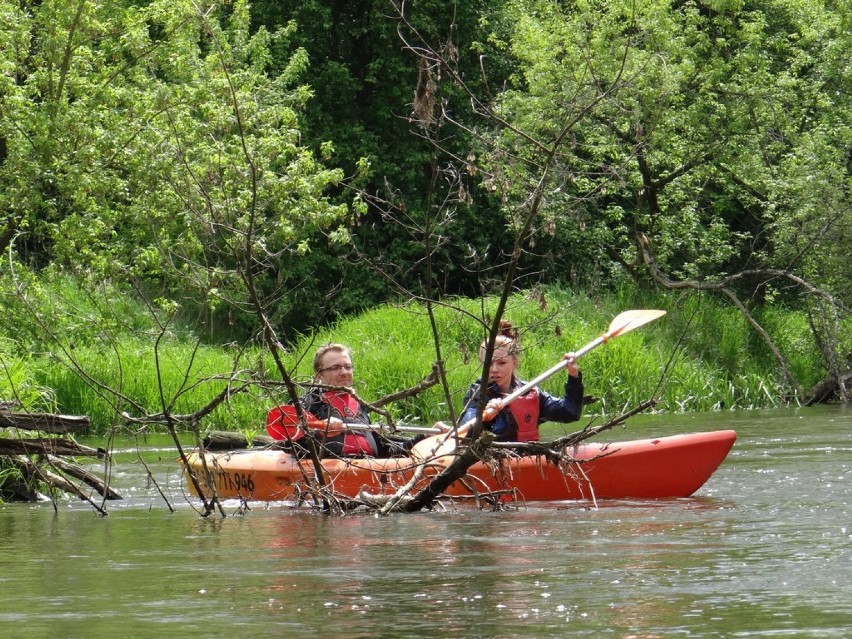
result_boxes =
[1,406,849,638]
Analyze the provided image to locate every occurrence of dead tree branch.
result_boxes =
[637,231,849,402]
[0,408,90,434]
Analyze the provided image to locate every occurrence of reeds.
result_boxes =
[0,277,835,435]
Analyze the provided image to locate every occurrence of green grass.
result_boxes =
[1,272,843,436]
[34,338,270,435]
[285,288,834,422]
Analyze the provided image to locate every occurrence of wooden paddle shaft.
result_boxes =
[479,309,666,421]
[345,423,443,435]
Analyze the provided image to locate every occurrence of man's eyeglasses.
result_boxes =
[319,364,354,373]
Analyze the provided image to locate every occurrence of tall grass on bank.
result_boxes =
[654,291,829,407]
[34,338,270,436]
[286,289,830,423]
[1,272,838,435]
[1,272,269,436]
[0,348,51,409]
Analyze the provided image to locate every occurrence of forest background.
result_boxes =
[0,0,849,441]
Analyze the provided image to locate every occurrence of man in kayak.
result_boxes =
[292,343,439,458]
[459,322,584,442]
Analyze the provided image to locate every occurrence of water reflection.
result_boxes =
[1,406,850,638]
[217,497,746,638]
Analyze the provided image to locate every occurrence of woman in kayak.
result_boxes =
[459,322,584,442]
[293,343,439,458]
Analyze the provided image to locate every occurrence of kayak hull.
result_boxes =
[182,430,736,503]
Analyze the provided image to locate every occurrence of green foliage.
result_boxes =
[1,268,839,434]
[0,0,350,342]
[4,0,847,345]
[1,2,848,436]
[472,0,850,300]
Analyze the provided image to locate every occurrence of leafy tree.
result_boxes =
[0,0,348,340]
[248,0,570,315]
[430,0,851,400]
[1,0,357,513]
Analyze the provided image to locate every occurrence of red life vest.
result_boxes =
[322,391,363,421]
[322,391,377,456]
[341,432,375,456]
[507,388,540,442]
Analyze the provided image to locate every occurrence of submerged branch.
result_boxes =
[400,431,495,512]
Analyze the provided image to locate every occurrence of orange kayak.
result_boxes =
[182,430,736,504]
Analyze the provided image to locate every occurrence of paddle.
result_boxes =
[481,308,667,422]
[266,405,327,440]
[266,404,442,441]
[414,308,667,456]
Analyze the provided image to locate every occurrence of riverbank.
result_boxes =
[0,280,833,436]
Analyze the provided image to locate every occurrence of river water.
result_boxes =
[1,406,849,638]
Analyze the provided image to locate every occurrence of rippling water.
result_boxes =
[1,406,849,638]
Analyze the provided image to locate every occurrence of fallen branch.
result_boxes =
[8,455,109,514]
[0,437,105,457]
[47,455,122,500]
[0,423,114,505]
[399,431,496,512]
[0,408,90,434]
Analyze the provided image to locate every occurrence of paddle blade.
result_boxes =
[266,406,301,440]
[606,309,666,338]
[266,405,324,440]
